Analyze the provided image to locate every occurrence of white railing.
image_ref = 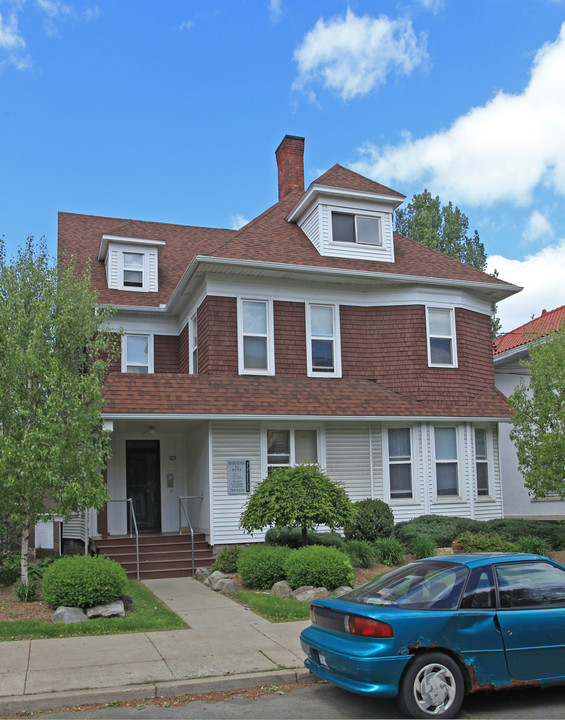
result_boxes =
[178,496,203,577]
[107,498,139,580]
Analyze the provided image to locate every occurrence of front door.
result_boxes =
[126,440,161,533]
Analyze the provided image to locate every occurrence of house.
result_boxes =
[494,305,565,519]
[53,135,520,576]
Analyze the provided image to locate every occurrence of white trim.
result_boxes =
[383,425,417,504]
[426,305,458,368]
[121,333,154,374]
[260,423,324,477]
[189,311,198,375]
[208,421,214,546]
[432,425,462,501]
[98,234,166,261]
[237,297,275,376]
[305,302,342,378]
[103,412,512,423]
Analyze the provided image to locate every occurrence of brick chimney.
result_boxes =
[275,135,305,200]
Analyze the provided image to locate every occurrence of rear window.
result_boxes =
[342,561,469,610]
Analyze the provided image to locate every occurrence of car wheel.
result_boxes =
[397,652,465,719]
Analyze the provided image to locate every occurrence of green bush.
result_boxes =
[42,555,128,608]
[0,555,20,586]
[284,546,354,590]
[343,540,375,568]
[211,545,244,573]
[344,499,394,543]
[411,535,437,559]
[313,531,345,549]
[374,537,405,566]
[516,535,551,556]
[455,531,517,553]
[15,580,39,602]
[395,515,482,548]
[265,526,344,549]
[237,545,293,589]
[484,519,565,550]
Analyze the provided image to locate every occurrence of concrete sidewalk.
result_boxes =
[0,578,311,716]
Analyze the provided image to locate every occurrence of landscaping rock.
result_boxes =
[195,567,211,582]
[53,606,89,624]
[121,593,134,612]
[86,600,126,618]
[214,578,237,594]
[271,580,293,598]
[291,586,331,602]
[334,586,353,597]
[207,571,228,590]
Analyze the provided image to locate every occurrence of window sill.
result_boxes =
[433,497,465,504]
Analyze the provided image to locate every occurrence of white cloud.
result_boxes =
[36,0,72,35]
[0,10,25,50]
[523,210,554,243]
[180,19,193,31]
[230,214,249,230]
[488,241,565,332]
[414,0,444,13]
[269,0,282,23]
[84,6,100,21]
[352,23,565,206]
[292,9,428,101]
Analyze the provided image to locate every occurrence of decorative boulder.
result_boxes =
[271,580,293,598]
[215,577,237,594]
[53,606,89,624]
[121,593,134,612]
[291,586,331,602]
[207,571,228,590]
[86,600,126,618]
[195,567,211,582]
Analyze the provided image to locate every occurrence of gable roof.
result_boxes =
[493,305,565,355]
[313,164,405,199]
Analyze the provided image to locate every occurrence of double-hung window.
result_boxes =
[239,299,274,374]
[123,334,152,374]
[331,212,382,246]
[123,252,144,288]
[387,428,413,499]
[434,426,459,497]
[426,307,457,367]
[475,428,489,496]
[307,303,340,376]
[266,429,318,473]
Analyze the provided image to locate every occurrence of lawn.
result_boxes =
[233,591,311,622]
[0,580,187,641]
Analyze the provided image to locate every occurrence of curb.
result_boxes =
[0,669,314,716]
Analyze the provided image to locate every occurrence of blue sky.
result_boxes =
[1,0,565,332]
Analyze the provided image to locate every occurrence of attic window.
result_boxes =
[332,212,382,246]
[123,252,144,288]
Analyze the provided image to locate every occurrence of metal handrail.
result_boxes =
[107,498,140,580]
[178,495,202,577]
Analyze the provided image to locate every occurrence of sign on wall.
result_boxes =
[227,459,251,495]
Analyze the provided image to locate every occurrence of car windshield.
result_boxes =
[342,561,469,610]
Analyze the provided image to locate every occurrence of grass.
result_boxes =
[234,591,311,622]
[0,580,187,641]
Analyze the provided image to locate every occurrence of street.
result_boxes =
[35,680,565,719]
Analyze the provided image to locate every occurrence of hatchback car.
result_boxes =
[300,553,565,718]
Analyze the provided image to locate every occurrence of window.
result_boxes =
[434,427,459,497]
[475,428,489,496]
[123,252,144,288]
[332,212,382,246]
[427,307,457,367]
[123,334,152,373]
[266,429,317,473]
[307,304,340,376]
[496,562,565,608]
[239,299,273,374]
[388,428,413,499]
[190,312,198,374]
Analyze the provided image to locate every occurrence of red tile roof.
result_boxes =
[493,305,565,355]
[103,374,511,419]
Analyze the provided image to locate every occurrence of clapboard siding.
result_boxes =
[325,424,372,501]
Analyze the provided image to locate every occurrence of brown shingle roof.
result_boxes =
[103,374,511,419]
[313,164,405,199]
[493,305,565,355]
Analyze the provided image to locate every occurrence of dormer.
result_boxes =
[286,165,405,264]
[98,234,166,292]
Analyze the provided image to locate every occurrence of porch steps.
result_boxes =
[94,533,215,579]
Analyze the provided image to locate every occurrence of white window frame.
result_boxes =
[121,333,154,374]
[237,298,275,376]
[117,250,151,292]
[426,306,458,368]
[262,425,322,476]
[433,425,461,499]
[330,211,383,247]
[474,426,494,500]
[306,303,341,378]
[383,426,415,502]
[189,311,198,375]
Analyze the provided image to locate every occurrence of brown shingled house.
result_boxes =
[54,135,521,577]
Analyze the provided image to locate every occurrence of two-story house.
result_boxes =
[55,135,520,576]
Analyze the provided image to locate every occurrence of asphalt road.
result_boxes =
[36,680,565,719]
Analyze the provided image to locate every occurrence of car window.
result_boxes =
[460,566,496,609]
[343,561,469,610]
[496,561,565,608]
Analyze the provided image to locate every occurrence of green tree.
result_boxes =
[509,323,565,498]
[0,238,119,585]
[239,464,353,546]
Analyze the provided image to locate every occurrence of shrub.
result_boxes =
[211,545,244,573]
[265,527,344,549]
[344,499,394,543]
[237,545,293,589]
[15,580,38,602]
[374,537,405,566]
[313,531,345,549]
[284,546,354,590]
[484,518,565,550]
[42,555,127,608]
[411,535,437,559]
[394,515,482,548]
[343,540,375,568]
[0,555,20,586]
[455,531,517,553]
[516,535,551,556]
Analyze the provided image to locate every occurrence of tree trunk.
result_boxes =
[301,525,308,547]
[20,523,29,586]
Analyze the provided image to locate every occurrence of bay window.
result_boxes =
[427,307,457,367]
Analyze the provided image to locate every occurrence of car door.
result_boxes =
[495,560,565,681]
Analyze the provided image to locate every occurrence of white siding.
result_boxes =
[325,423,372,500]
[301,206,321,253]
[147,249,159,292]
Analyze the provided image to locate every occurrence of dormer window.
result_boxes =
[98,234,165,293]
[123,252,144,288]
[331,212,382,246]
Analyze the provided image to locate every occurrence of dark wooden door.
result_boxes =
[126,440,161,533]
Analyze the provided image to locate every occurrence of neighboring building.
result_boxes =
[55,135,520,575]
[494,305,565,519]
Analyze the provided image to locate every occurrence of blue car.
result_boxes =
[300,553,565,718]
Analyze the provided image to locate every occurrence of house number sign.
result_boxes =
[227,459,250,495]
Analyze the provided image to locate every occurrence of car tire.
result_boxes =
[397,652,465,719]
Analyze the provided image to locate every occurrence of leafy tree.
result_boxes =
[0,238,119,585]
[239,463,353,546]
[509,323,565,498]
